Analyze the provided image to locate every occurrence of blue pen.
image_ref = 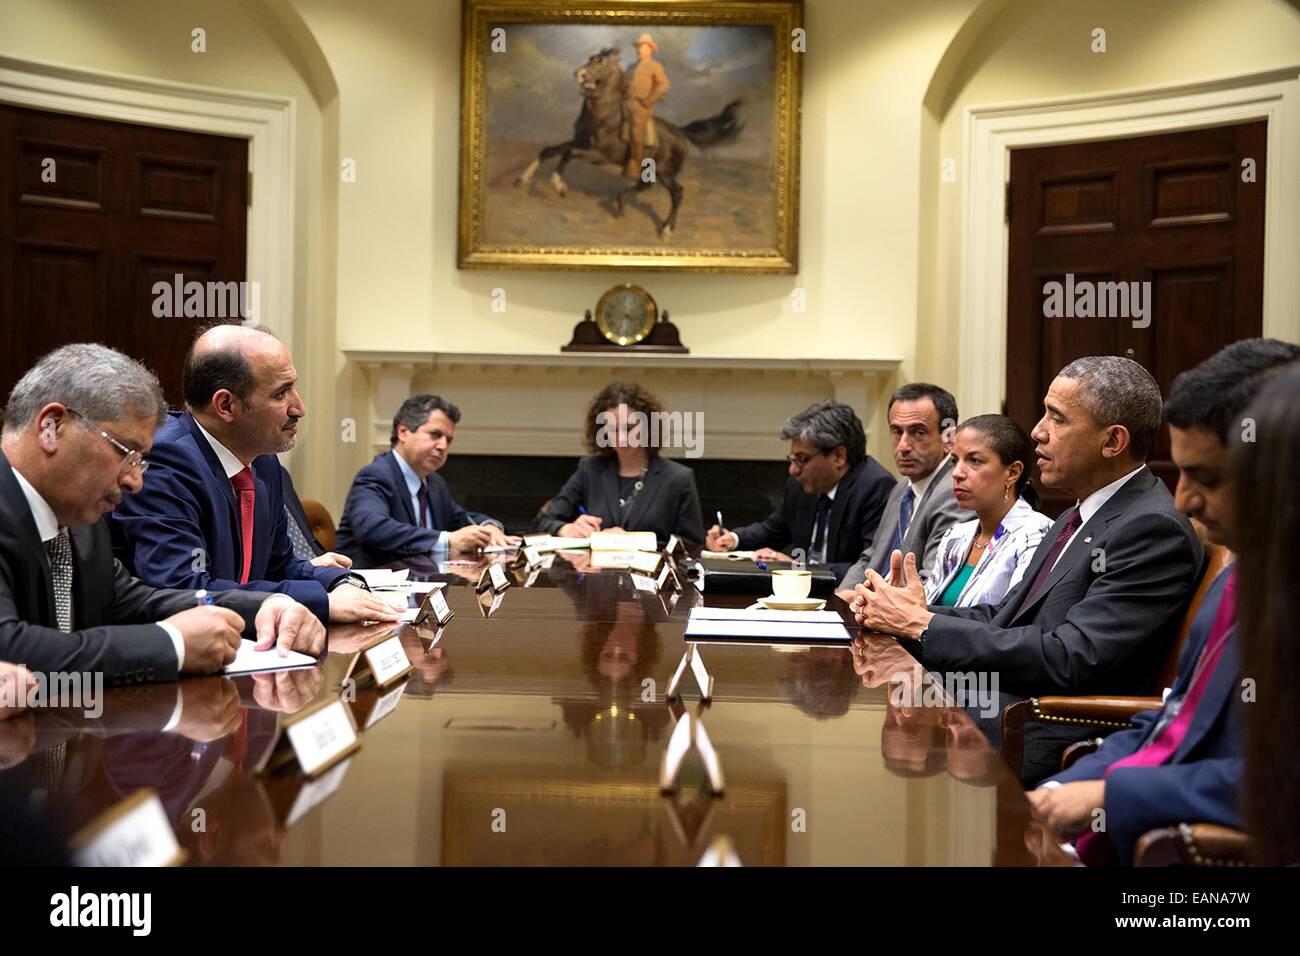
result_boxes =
[195,588,213,606]
[578,506,587,515]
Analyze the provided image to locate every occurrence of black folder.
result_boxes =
[695,558,838,596]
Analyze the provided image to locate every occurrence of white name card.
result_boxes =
[70,790,185,867]
[630,572,659,593]
[489,562,511,591]
[523,567,542,588]
[657,563,674,591]
[629,550,663,575]
[590,530,658,552]
[522,546,543,568]
[363,634,413,687]
[284,698,361,777]
[665,534,682,556]
[415,587,454,626]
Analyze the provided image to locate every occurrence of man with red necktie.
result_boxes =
[112,325,400,627]
[1029,339,1300,864]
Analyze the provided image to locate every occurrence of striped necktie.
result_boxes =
[44,528,73,632]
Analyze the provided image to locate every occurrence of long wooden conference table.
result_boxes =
[1,548,1063,866]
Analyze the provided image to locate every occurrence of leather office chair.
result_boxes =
[1002,523,1228,776]
[299,498,337,552]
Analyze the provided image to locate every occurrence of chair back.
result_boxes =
[300,498,337,552]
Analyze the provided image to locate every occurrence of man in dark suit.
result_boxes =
[836,383,965,595]
[1029,339,1299,863]
[112,325,398,627]
[1,344,325,683]
[851,356,1204,784]
[705,401,894,582]
[335,394,516,566]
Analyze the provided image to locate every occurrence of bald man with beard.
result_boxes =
[112,325,399,628]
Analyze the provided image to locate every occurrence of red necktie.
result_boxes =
[231,467,256,585]
[1075,569,1238,865]
[1014,506,1081,618]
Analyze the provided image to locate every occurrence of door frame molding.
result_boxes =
[961,66,1300,417]
[0,53,296,351]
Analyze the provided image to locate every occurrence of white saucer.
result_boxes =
[756,595,825,611]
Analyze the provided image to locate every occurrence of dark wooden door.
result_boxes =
[0,105,248,408]
[1006,121,1265,514]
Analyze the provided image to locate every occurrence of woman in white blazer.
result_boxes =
[923,415,1054,608]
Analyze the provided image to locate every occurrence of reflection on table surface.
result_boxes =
[0,552,1066,866]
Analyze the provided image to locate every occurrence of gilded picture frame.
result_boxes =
[458,0,803,273]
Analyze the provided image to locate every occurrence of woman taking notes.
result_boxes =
[533,381,705,546]
[923,415,1053,607]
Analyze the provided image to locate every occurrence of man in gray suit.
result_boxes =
[851,356,1203,784]
[836,383,964,596]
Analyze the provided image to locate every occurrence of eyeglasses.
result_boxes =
[785,450,829,467]
[64,408,149,475]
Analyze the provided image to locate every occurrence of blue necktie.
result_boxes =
[810,495,832,562]
[889,487,915,557]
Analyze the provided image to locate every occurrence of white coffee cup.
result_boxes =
[771,568,812,601]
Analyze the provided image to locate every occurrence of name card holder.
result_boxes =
[665,534,684,558]
[256,697,361,778]
[658,711,725,795]
[477,587,507,618]
[697,834,743,867]
[415,621,448,650]
[663,786,718,848]
[360,678,409,729]
[656,561,680,592]
[629,550,664,576]
[477,562,512,593]
[69,789,186,867]
[666,643,714,702]
[413,587,454,627]
[345,632,414,689]
[514,545,544,570]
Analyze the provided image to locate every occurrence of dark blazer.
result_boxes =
[923,467,1204,783]
[533,455,704,546]
[0,453,269,684]
[839,456,964,590]
[280,465,324,558]
[1048,568,1240,864]
[732,457,895,581]
[334,451,503,566]
[111,411,350,623]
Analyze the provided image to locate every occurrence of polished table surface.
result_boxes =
[0,549,1069,866]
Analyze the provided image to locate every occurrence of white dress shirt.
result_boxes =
[192,418,246,480]
[1048,465,1146,576]
[10,465,185,726]
[392,450,450,552]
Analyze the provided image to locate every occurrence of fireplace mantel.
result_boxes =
[343,348,904,460]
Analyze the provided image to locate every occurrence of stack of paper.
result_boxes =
[700,550,760,560]
[354,568,411,590]
[684,606,851,643]
[521,534,592,552]
[221,639,319,675]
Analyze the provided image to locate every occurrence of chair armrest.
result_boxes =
[1001,696,1162,778]
[1134,823,1252,867]
[1060,738,1103,771]
[1035,695,1163,727]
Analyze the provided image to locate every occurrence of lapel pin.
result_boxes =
[1083,536,1092,544]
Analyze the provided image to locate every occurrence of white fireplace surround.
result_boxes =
[344,349,903,461]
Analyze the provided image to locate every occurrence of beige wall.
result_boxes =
[3,0,1299,514]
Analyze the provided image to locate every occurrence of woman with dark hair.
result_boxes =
[922,414,1053,607]
[1232,364,1300,865]
[533,381,704,545]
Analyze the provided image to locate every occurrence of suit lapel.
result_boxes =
[384,453,419,525]
[620,459,662,531]
[598,460,620,524]
[869,480,906,574]
[1011,469,1154,623]
[1173,626,1237,762]
[182,413,240,537]
[68,524,97,631]
[824,463,859,559]
[903,457,952,551]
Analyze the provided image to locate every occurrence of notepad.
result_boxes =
[690,606,845,624]
[590,530,658,552]
[521,535,592,552]
[221,640,319,675]
[353,568,410,589]
[684,607,851,643]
